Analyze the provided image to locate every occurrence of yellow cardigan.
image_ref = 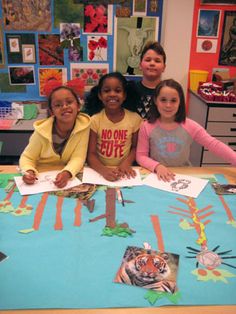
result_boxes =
[19,113,91,177]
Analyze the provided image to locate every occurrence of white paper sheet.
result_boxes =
[142,173,209,198]
[14,170,82,195]
[82,167,142,187]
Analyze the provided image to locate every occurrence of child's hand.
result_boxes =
[155,164,175,182]
[117,164,136,179]
[54,171,72,188]
[22,170,37,185]
[102,168,121,182]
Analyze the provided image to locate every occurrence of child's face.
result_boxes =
[98,77,126,111]
[50,88,80,124]
[140,49,165,81]
[154,86,180,122]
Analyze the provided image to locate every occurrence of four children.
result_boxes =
[20,41,236,186]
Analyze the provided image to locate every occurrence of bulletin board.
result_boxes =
[188,0,236,82]
[0,172,236,310]
[0,0,163,102]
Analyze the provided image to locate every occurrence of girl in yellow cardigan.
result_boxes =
[19,86,91,188]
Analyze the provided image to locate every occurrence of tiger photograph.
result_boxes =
[114,246,179,293]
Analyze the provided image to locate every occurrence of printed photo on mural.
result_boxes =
[2,0,51,31]
[196,38,218,53]
[54,0,84,28]
[22,45,36,63]
[38,34,64,66]
[9,66,35,85]
[70,63,109,91]
[219,11,236,66]
[114,16,159,76]
[83,4,113,34]
[200,0,236,4]
[147,0,160,15]
[87,36,108,61]
[133,0,147,16]
[197,10,221,37]
[60,23,83,62]
[38,68,67,96]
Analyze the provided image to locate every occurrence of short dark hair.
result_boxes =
[48,86,80,110]
[148,79,186,123]
[140,41,166,64]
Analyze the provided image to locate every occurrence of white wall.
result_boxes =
[161,0,195,96]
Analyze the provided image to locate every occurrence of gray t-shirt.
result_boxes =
[149,125,193,166]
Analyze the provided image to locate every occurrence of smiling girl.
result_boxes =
[19,86,91,188]
[85,72,142,181]
[136,79,236,181]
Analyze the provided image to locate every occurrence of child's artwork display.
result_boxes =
[0,1,163,100]
[14,170,82,195]
[82,167,142,187]
[142,173,209,198]
[0,172,236,310]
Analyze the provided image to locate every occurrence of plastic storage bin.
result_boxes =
[189,70,209,91]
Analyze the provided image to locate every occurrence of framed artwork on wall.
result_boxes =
[133,0,147,16]
[22,45,36,63]
[197,9,221,37]
[9,66,35,85]
[200,0,236,4]
[114,16,159,76]
[2,0,51,31]
[70,63,109,91]
[219,10,236,66]
[0,20,5,68]
[6,33,36,64]
[8,35,21,53]
[38,68,67,96]
[196,38,218,53]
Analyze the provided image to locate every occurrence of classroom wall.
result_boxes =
[189,0,236,82]
[161,0,195,96]
[0,1,164,102]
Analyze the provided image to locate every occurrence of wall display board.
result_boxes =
[0,0,163,101]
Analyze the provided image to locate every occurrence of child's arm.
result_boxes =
[136,122,160,172]
[185,119,236,165]
[117,131,138,178]
[87,129,121,181]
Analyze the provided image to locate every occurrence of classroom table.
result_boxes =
[0,165,236,314]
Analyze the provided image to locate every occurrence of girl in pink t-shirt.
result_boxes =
[136,79,236,181]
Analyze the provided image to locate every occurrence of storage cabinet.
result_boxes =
[0,105,48,164]
[188,91,236,166]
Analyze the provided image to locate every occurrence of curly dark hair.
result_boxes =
[148,79,186,123]
[83,72,139,116]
